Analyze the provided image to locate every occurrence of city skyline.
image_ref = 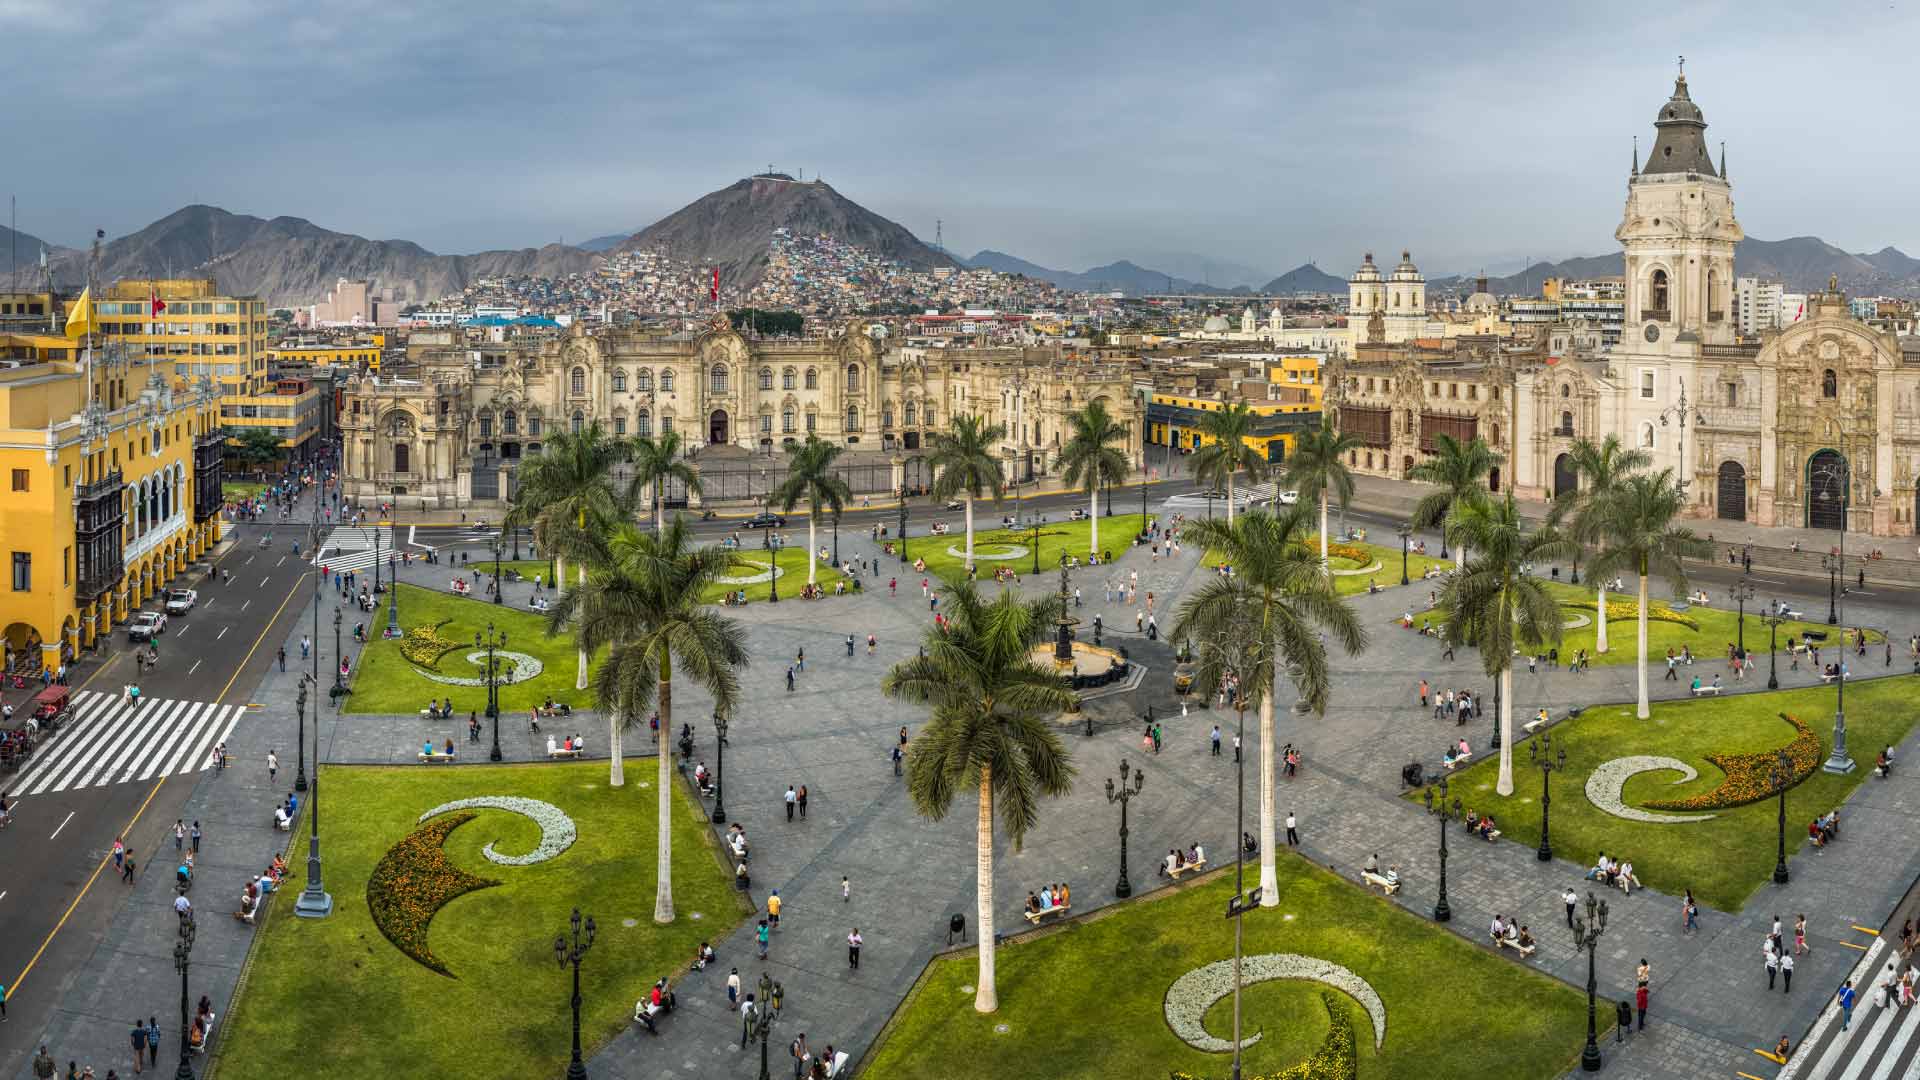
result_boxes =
[4,1,1919,275]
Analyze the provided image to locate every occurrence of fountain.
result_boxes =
[1029,552,1134,699]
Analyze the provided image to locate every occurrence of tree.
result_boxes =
[1190,402,1268,524]
[1057,401,1130,554]
[882,579,1076,1011]
[1407,433,1504,567]
[547,517,747,922]
[772,435,852,587]
[511,422,626,689]
[1587,469,1711,720]
[1172,506,1366,905]
[1550,436,1650,654]
[1437,494,1574,795]
[727,309,805,336]
[626,429,702,533]
[927,415,1007,570]
[1280,416,1363,573]
[225,426,284,473]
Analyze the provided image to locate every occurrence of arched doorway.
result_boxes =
[1552,453,1577,499]
[709,410,729,446]
[1488,466,1501,493]
[1807,450,1848,531]
[1716,461,1747,521]
[393,443,410,474]
[1401,454,1415,478]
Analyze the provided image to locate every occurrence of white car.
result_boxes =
[164,588,198,615]
[128,611,168,642]
[1277,490,1300,505]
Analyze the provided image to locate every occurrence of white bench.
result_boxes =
[189,1016,216,1055]
[824,1050,851,1078]
[273,812,293,832]
[1167,858,1208,880]
[548,748,583,759]
[1495,935,1537,958]
[1522,715,1549,734]
[633,1000,666,1034]
[417,752,456,764]
[1443,751,1472,770]
[1690,684,1722,696]
[1822,672,1851,684]
[1024,903,1070,925]
[1362,871,1401,895]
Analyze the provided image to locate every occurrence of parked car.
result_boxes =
[164,588,197,615]
[744,512,787,529]
[128,611,168,642]
[944,498,966,511]
[1774,603,1805,620]
[1277,490,1300,505]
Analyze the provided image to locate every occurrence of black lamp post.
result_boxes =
[1822,552,1841,626]
[1422,779,1457,922]
[477,623,506,761]
[1397,522,1412,586]
[1104,759,1145,898]
[897,492,908,565]
[832,509,840,568]
[1761,606,1786,690]
[768,534,782,603]
[294,675,334,917]
[331,608,344,695]
[1528,732,1566,862]
[1769,748,1792,884]
[711,711,729,824]
[1572,891,1609,1072]
[1811,464,1855,774]
[751,971,782,1080]
[553,908,596,1080]
[370,518,380,598]
[1031,515,1045,576]
[172,918,196,1080]
[1731,576,1754,659]
[491,537,504,605]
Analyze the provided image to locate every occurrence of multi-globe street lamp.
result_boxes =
[294,675,334,918]
[172,918,197,1080]
[1397,521,1412,586]
[553,908,596,1080]
[1571,891,1610,1072]
[1810,460,1855,774]
[1422,779,1458,922]
[1769,748,1793,884]
[1731,576,1755,660]
[711,711,730,824]
[1761,605,1788,690]
[1104,759,1146,898]
[492,537,505,606]
[477,623,507,762]
[1527,731,1567,862]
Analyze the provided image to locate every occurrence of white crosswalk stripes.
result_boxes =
[4,690,242,798]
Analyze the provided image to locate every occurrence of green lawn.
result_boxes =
[345,583,604,715]
[1417,676,1919,910]
[1207,536,1454,597]
[698,543,858,604]
[223,480,270,501]
[907,514,1147,581]
[216,763,741,1078]
[863,857,1595,1080]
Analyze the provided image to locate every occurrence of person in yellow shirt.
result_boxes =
[767,889,782,932]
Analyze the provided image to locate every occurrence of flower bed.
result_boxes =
[1299,538,1370,565]
[1598,599,1697,630]
[367,811,501,977]
[1169,992,1357,1080]
[419,797,577,867]
[1642,713,1821,812]
[399,618,465,669]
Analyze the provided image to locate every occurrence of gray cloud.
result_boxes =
[4,0,1916,277]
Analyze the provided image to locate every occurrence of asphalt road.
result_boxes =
[0,489,327,1071]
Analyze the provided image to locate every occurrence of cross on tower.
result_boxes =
[1677,55,1685,76]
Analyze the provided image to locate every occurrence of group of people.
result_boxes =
[1023,882,1071,915]
[1586,852,1641,893]
[1807,810,1841,847]
[1462,809,1498,841]
[1488,913,1535,952]
[1441,738,1472,768]
[1419,681,1480,726]
[1158,844,1205,877]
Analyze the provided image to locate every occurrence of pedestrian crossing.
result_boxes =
[1779,937,1920,1079]
[5,690,245,799]
[1164,483,1277,511]
[316,526,397,575]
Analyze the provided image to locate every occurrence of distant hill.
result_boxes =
[43,205,599,306]
[615,176,957,287]
[0,224,55,284]
[575,233,631,253]
[1261,263,1346,295]
[1432,236,1920,298]
[963,250,1246,296]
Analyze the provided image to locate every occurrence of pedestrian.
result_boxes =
[173,820,184,851]
[1636,958,1649,988]
[1795,914,1808,955]
[300,635,310,659]
[113,836,125,869]
[890,745,903,776]
[32,1047,53,1079]
[190,822,201,854]
[847,927,863,969]
[130,1020,147,1073]
[276,645,286,672]
[121,854,136,883]
[757,919,770,958]
[1781,951,1794,993]
[797,784,809,819]
[1418,679,1428,707]
[846,634,855,657]
[785,786,797,822]
[1839,979,1857,1030]
[842,876,850,902]
[786,667,795,693]
[867,634,876,656]
[768,890,782,932]
[739,994,756,1046]
[1766,940,1779,990]
[268,750,278,783]
[726,968,740,1010]
[145,1018,158,1068]
[1564,887,1578,929]
[0,978,6,1021]
[1210,725,1221,756]
[1285,811,1299,847]
[1232,733,1242,762]
[1635,983,1648,1030]
[1683,890,1698,934]
[790,1033,810,1080]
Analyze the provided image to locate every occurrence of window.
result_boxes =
[905,402,917,426]
[710,364,728,393]
[613,417,626,436]
[759,367,773,390]
[1822,369,1837,398]
[528,416,542,437]
[571,367,586,395]
[1640,371,1655,399]
[882,406,893,429]
[571,411,584,434]
[1468,385,1477,400]
[846,362,860,384]
[10,469,26,492]
[1448,383,1458,399]
[636,410,652,437]
[11,552,28,592]
[804,368,818,390]
[660,370,675,392]
[612,369,627,393]
[782,407,796,433]
[846,406,859,431]
[661,415,674,436]
[63,546,70,586]
[782,367,796,390]
[805,411,816,432]
[1650,269,1669,313]
[1490,424,1500,445]
[503,410,518,435]
[1726,382,1738,406]
[636,368,653,392]
[478,416,493,439]
[1560,384,1571,398]
[759,414,772,434]
[1560,411,1574,433]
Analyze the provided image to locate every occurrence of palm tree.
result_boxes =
[927,415,1007,569]
[1190,402,1267,524]
[547,517,747,922]
[626,429,702,533]
[771,435,852,587]
[1437,494,1573,795]
[1172,506,1366,906]
[1407,433,1504,568]
[1280,416,1363,572]
[1057,401,1130,554]
[883,579,1076,1013]
[1587,469,1711,720]
[513,422,626,689]
[1551,436,1650,654]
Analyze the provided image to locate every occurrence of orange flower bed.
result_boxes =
[1642,713,1821,812]
[367,811,501,977]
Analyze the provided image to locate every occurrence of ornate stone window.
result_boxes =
[613,416,626,436]
[882,406,893,430]
[635,368,653,392]
[503,410,517,435]
[636,409,651,437]
[1822,369,1837,398]
[571,411,584,434]
[805,409,817,433]
[905,402,917,426]
[710,364,728,394]
[846,405,859,431]
[1560,411,1575,434]
[612,369,627,393]
[782,407,796,433]
[1650,269,1669,316]
[570,367,586,396]
[759,412,772,434]
[804,367,818,390]
[660,369,675,392]
[528,415,542,437]
[846,362,861,385]
[782,367,796,390]
[759,367,773,390]
[478,415,493,439]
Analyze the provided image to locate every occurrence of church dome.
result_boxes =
[1641,73,1718,177]
[1390,251,1424,281]
[1350,252,1383,283]
[1203,314,1231,333]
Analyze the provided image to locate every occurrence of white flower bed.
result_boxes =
[411,650,545,687]
[945,544,1029,561]
[716,559,786,585]
[419,796,577,866]
[1584,756,1717,824]
[1328,561,1385,577]
[1561,613,1594,629]
[1163,953,1386,1053]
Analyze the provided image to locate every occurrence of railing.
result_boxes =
[1701,343,1761,360]
[77,470,124,503]
[1552,426,1575,437]
[1643,309,1671,322]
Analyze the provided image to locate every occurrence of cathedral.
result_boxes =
[1511,71,1920,537]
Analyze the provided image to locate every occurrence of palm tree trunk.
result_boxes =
[1595,582,1610,653]
[1257,690,1278,907]
[974,765,998,1013]
[1495,666,1515,796]
[576,563,589,690]
[1635,571,1652,719]
[554,554,564,600]
[654,483,664,533]
[1226,471,1236,526]
[607,708,624,787]
[807,513,819,585]
[1318,490,1331,574]
[654,650,676,924]
[964,495,975,569]
[1089,484,1099,554]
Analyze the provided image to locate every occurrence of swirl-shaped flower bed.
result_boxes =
[1641,713,1821,812]
[367,811,501,977]
[419,796,577,866]
[399,618,465,668]
[1299,539,1371,566]
[411,650,545,687]
[1598,599,1696,630]
[1169,992,1357,1080]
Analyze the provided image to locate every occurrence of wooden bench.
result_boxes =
[1690,684,1722,696]
[1362,871,1401,895]
[1024,903,1070,925]
[417,751,456,764]
[1165,857,1208,880]
[1495,935,1537,958]
[547,747,583,759]
[1443,752,1472,770]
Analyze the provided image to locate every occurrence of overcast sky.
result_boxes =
[4,0,1916,281]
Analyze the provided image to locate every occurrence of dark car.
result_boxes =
[744,512,787,529]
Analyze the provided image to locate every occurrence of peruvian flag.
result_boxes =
[710,268,719,304]
[150,290,167,316]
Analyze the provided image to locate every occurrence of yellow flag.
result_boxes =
[64,287,95,339]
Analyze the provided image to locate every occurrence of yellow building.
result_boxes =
[220,377,325,458]
[268,339,384,371]
[71,279,272,396]
[0,334,224,670]
[1144,392,1320,464]
[1268,354,1326,405]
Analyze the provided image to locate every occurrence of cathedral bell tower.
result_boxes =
[1616,69,1741,349]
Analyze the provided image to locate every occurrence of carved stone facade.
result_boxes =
[1324,337,1520,488]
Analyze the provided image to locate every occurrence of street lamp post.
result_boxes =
[1528,732,1566,862]
[1657,377,1706,509]
[553,908,596,1080]
[1822,552,1840,626]
[1731,576,1754,659]
[751,971,782,1080]
[832,509,840,568]
[294,675,334,918]
[1422,779,1457,922]
[711,711,729,824]
[1761,606,1786,690]
[1031,515,1044,576]
[1397,522,1412,586]
[477,623,506,761]
[1104,759,1145,898]
[172,918,196,1080]
[1769,749,1792,884]
[492,537,504,606]
[769,534,782,603]
[1811,463,1855,774]
[897,492,908,565]
[331,608,344,695]
[1571,891,1609,1072]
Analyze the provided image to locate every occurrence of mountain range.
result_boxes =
[1433,237,1920,298]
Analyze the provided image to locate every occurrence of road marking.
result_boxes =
[47,810,74,840]
[189,659,201,675]
[201,599,213,610]
[1749,576,1789,584]
[0,892,7,902]
[276,556,286,568]
[216,626,228,640]
[1853,925,1881,936]
[260,576,270,589]
[175,624,188,637]
[244,555,254,566]
[241,600,251,612]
